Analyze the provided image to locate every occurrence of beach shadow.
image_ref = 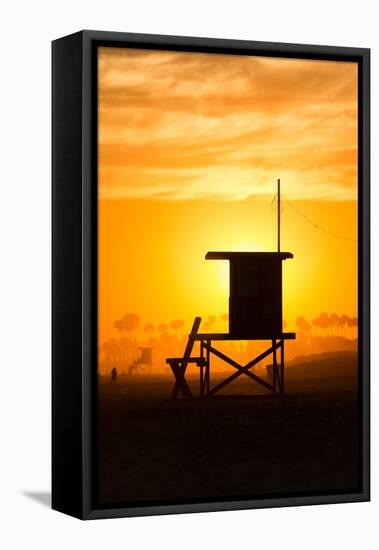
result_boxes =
[23,491,51,508]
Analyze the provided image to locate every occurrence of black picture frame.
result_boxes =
[52,30,370,520]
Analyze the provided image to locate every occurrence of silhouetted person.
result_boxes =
[110,367,117,384]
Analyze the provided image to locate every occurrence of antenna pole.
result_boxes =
[277,178,281,252]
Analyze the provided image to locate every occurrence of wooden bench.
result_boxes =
[166,317,206,399]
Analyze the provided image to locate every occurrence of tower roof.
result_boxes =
[205,251,293,260]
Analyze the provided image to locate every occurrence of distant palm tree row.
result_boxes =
[297,313,358,338]
[111,313,230,341]
[111,312,357,340]
[98,311,358,370]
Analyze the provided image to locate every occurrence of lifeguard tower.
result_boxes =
[129,347,153,375]
[166,179,295,399]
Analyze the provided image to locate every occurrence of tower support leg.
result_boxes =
[272,339,278,394]
[280,339,285,396]
[199,342,205,398]
[206,340,210,396]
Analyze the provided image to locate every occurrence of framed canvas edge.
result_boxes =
[84,491,369,520]
[81,29,370,57]
[58,30,370,520]
[52,31,85,520]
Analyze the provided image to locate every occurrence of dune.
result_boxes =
[286,350,357,380]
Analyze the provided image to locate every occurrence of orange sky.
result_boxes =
[98,47,358,345]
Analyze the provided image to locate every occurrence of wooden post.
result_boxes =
[277,178,281,253]
[280,339,285,396]
[206,339,210,395]
[200,342,204,398]
[272,339,278,394]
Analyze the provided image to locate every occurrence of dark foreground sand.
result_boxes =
[97,352,360,507]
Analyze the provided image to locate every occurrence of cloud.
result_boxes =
[98,47,358,201]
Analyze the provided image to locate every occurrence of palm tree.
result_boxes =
[339,314,350,338]
[329,313,339,336]
[158,323,168,334]
[351,316,358,339]
[144,323,155,341]
[347,316,358,339]
[118,336,139,363]
[312,316,321,336]
[337,315,345,337]
[122,313,140,340]
[144,322,154,333]
[102,340,118,364]
[318,312,330,337]
[114,318,125,337]
[170,319,185,337]
[296,316,311,334]
[113,313,140,341]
